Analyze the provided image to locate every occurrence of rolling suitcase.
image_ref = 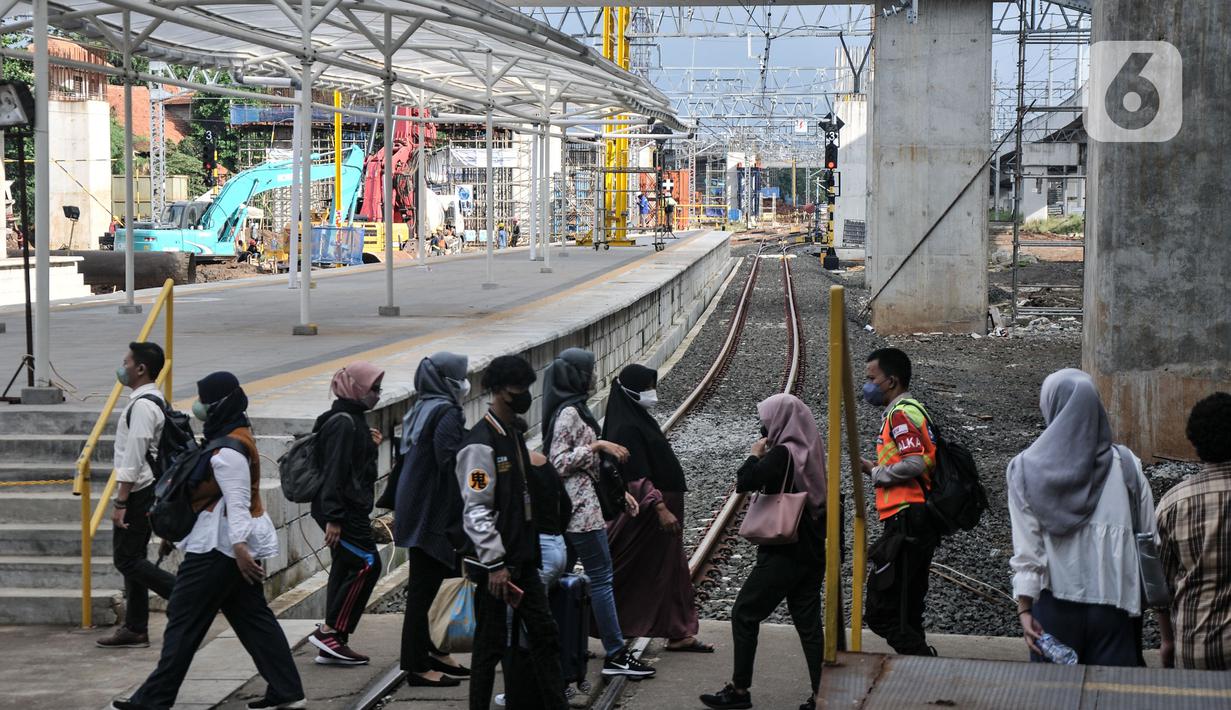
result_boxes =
[550,573,592,686]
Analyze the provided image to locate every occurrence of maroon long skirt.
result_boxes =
[606,490,700,640]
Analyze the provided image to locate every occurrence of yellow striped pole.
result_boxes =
[824,285,845,662]
[334,91,343,225]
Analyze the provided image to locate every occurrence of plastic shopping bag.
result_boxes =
[429,577,476,653]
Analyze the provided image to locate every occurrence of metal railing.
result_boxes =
[823,284,868,661]
[74,278,174,628]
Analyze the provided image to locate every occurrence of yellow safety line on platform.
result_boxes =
[180,231,710,406]
[1083,682,1231,699]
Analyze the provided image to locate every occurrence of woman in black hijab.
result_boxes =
[603,364,712,652]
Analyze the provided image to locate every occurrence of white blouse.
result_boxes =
[1008,447,1158,617]
[179,447,279,560]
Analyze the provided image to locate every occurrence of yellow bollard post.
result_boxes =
[823,285,845,662]
[164,279,173,401]
[840,298,866,651]
[81,486,92,628]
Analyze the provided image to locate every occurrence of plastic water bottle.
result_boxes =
[1037,633,1078,665]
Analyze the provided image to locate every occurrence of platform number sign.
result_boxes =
[793,118,809,135]
[1088,41,1182,143]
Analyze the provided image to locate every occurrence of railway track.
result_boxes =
[355,240,805,710]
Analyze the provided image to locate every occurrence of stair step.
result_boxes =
[0,522,115,555]
[0,405,122,436]
[0,555,123,589]
[0,434,114,464]
[0,587,119,625]
[0,462,80,484]
[0,485,118,522]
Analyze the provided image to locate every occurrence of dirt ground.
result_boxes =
[195,259,266,283]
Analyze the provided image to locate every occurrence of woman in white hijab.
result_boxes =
[1007,368,1158,667]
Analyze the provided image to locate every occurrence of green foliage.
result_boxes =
[989,209,1017,222]
[165,138,207,197]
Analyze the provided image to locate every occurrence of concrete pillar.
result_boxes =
[867,0,991,334]
[1083,1,1231,461]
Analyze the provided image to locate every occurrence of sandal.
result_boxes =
[665,638,715,653]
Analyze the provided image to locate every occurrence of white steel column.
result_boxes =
[528,126,538,261]
[377,15,398,316]
[293,55,316,335]
[481,52,496,289]
[29,0,54,396]
[416,87,426,266]
[540,76,552,273]
[119,12,140,315]
[288,86,301,288]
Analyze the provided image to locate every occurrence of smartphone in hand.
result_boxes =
[506,581,525,609]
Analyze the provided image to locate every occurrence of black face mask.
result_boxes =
[760,425,769,439]
[508,390,533,414]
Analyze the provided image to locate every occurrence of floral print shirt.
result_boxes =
[549,406,604,533]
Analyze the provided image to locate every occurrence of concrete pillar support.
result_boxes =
[1083,1,1231,460]
[867,0,991,334]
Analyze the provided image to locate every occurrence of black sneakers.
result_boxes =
[601,647,656,677]
[699,684,753,709]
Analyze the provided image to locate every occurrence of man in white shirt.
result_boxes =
[113,371,304,710]
[97,342,177,649]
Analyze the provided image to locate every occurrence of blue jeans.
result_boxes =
[539,534,568,591]
[564,528,625,657]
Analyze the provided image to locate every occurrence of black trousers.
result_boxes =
[1031,589,1139,667]
[470,566,567,710]
[112,485,176,634]
[865,506,937,656]
[325,534,382,636]
[731,544,825,693]
[400,547,452,673]
[129,550,303,710]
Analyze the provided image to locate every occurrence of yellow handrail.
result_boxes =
[823,284,867,663]
[76,278,174,628]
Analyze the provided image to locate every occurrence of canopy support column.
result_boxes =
[481,51,496,290]
[416,86,426,267]
[119,11,140,315]
[540,74,552,274]
[528,125,538,261]
[378,16,399,316]
[292,54,317,335]
[25,0,60,402]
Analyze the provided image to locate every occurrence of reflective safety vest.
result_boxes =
[874,397,938,521]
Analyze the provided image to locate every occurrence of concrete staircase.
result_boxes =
[0,406,124,626]
[0,405,298,626]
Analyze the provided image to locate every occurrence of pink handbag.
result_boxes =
[738,458,808,545]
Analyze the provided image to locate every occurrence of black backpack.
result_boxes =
[278,412,350,504]
[898,401,988,536]
[127,393,196,479]
[149,436,247,542]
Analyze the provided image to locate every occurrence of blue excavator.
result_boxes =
[117,145,366,260]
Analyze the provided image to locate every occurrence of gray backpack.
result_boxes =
[278,413,349,503]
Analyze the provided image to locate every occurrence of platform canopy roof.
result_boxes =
[3,0,682,129]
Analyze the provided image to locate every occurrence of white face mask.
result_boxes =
[633,388,658,409]
[448,377,471,400]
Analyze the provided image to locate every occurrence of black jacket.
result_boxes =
[527,459,572,536]
[455,410,538,572]
[310,400,378,540]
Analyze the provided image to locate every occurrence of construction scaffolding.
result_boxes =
[443,127,517,243]
[1008,0,1089,324]
[557,141,600,245]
